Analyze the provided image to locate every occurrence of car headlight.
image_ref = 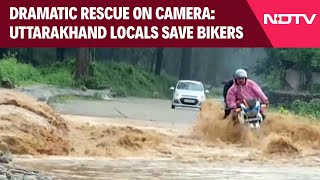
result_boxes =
[198,95,205,100]
[174,93,180,98]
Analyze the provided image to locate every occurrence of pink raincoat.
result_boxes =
[226,79,268,111]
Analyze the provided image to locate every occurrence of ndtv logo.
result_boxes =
[264,14,317,25]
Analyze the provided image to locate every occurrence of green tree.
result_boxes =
[255,48,320,90]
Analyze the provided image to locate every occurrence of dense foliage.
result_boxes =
[0,54,176,99]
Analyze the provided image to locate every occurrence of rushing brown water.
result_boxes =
[14,156,320,180]
[193,101,320,156]
[2,90,320,180]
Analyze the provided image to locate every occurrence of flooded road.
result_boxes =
[36,99,320,179]
[14,157,320,180]
[3,93,320,180]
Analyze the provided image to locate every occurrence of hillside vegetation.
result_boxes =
[0,57,176,99]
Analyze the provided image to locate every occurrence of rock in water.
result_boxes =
[37,97,48,103]
[1,78,15,89]
[0,162,53,180]
[0,151,12,163]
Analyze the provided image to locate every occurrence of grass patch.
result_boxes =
[85,61,176,98]
[268,99,320,120]
[289,99,320,119]
[0,56,176,99]
[0,57,42,85]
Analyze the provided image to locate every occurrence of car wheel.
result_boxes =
[171,105,175,109]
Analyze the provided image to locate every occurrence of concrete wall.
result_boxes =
[285,68,320,90]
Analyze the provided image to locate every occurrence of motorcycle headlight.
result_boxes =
[246,109,258,118]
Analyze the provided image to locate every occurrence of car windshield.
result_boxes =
[176,82,204,91]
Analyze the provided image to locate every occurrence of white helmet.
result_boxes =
[233,69,248,79]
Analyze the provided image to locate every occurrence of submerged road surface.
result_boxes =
[52,97,209,124]
[15,157,320,180]
[15,97,320,179]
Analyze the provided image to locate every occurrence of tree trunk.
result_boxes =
[305,71,312,90]
[131,49,140,65]
[149,51,156,73]
[0,48,9,58]
[108,48,115,60]
[179,48,192,79]
[89,48,96,62]
[56,48,65,62]
[75,48,91,81]
[17,48,21,61]
[279,67,286,88]
[27,48,33,63]
[92,48,96,62]
[154,48,164,75]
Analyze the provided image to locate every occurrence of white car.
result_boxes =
[170,80,209,109]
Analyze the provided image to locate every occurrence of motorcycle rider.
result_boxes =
[226,68,269,121]
[222,68,248,119]
[222,79,234,119]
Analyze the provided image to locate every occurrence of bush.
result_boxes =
[291,99,320,119]
[84,62,175,98]
[0,57,41,86]
[0,56,175,99]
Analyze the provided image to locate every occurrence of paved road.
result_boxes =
[52,97,223,124]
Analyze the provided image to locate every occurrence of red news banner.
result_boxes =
[0,0,319,47]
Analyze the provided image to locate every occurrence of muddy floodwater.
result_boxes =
[2,91,320,180]
[13,157,320,180]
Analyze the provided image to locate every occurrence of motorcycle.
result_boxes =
[234,99,267,129]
